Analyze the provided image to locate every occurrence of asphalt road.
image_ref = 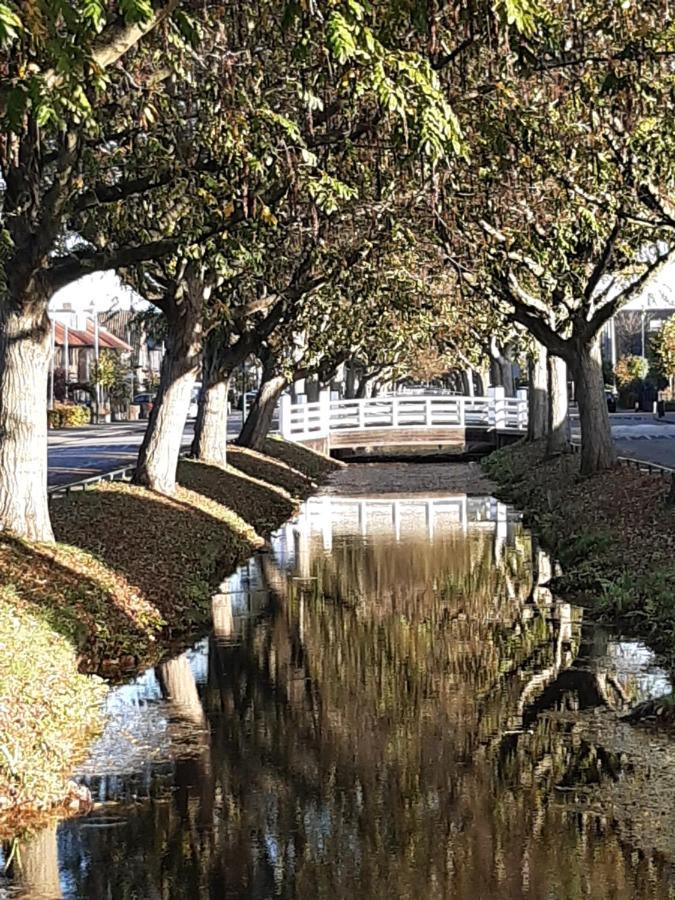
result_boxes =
[47,409,675,487]
[570,412,675,469]
[47,415,243,486]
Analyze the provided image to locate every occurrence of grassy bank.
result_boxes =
[0,440,340,830]
[483,441,675,660]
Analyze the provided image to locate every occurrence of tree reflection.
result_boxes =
[43,501,675,898]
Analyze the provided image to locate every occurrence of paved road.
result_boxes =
[48,416,243,486]
[571,412,675,469]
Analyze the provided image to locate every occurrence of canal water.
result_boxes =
[3,475,675,898]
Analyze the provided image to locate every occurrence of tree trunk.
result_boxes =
[0,301,54,541]
[193,377,230,467]
[13,823,62,899]
[527,346,549,441]
[356,373,376,399]
[547,355,571,456]
[344,363,358,399]
[305,376,320,403]
[192,335,231,467]
[238,372,287,452]
[489,339,515,396]
[571,338,616,475]
[134,277,205,494]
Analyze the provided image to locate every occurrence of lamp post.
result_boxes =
[49,319,56,410]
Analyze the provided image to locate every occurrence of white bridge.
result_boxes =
[279,388,528,453]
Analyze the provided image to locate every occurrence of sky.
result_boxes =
[49,271,149,319]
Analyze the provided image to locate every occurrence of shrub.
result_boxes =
[615,354,649,386]
[48,403,90,428]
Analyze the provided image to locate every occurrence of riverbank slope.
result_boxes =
[483,440,675,660]
[0,438,340,833]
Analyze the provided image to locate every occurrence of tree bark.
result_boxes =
[134,276,205,494]
[193,377,231,467]
[527,346,549,441]
[238,369,287,452]
[0,301,54,541]
[570,337,616,475]
[547,354,571,456]
[192,336,230,467]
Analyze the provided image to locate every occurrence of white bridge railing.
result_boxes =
[279,388,528,442]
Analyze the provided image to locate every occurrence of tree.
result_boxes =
[0,0,184,540]
[431,0,675,475]
[653,317,675,392]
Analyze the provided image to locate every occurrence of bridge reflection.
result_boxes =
[271,494,519,569]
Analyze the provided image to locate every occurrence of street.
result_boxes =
[571,411,675,469]
[48,415,243,486]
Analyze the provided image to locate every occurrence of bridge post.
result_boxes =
[516,388,528,430]
[279,393,292,439]
[319,389,331,437]
[488,386,505,430]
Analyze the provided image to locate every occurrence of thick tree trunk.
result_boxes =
[571,338,616,475]
[193,375,231,466]
[192,335,230,467]
[238,372,287,452]
[0,301,54,541]
[134,278,205,494]
[134,341,198,493]
[547,355,571,456]
[527,347,549,441]
[193,378,230,467]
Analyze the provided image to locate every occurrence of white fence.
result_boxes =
[279,388,528,442]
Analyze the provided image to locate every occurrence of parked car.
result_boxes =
[132,392,156,406]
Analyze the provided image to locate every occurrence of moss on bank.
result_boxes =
[0,440,340,829]
[483,441,675,659]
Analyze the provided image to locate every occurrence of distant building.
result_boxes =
[601,259,675,368]
[53,318,132,384]
[48,271,163,391]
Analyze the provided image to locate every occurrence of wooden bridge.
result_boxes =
[279,389,527,455]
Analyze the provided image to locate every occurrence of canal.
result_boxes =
[3,463,675,898]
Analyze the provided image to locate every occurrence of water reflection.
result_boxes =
[4,492,675,899]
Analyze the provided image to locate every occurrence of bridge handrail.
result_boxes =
[279,389,528,441]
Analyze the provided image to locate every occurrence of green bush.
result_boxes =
[48,403,90,428]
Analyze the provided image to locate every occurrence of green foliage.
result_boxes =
[92,351,131,407]
[653,316,675,380]
[48,403,90,429]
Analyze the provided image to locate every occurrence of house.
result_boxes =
[600,257,675,368]
[48,271,163,393]
[53,318,132,385]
